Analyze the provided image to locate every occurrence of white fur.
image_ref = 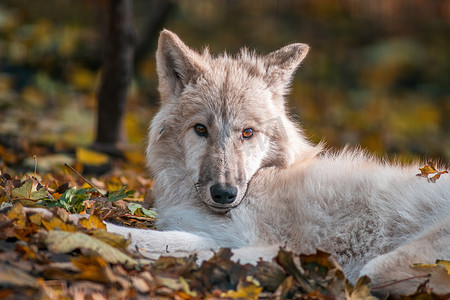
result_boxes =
[108,30,450,295]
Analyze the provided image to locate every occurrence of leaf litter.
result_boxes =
[0,166,449,299]
[416,161,448,183]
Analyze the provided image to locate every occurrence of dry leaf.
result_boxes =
[79,214,107,230]
[0,264,39,288]
[42,216,78,232]
[45,230,137,267]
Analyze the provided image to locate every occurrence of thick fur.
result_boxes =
[108,30,450,295]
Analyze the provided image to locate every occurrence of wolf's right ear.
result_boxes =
[264,43,309,93]
[156,30,203,103]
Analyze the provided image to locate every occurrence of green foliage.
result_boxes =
[41,187,92,213]
[107,186,135,202]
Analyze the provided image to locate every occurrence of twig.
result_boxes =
[13,198,39,202]
[103,213,156,221]
[29,155,37,199]
[371,274,431,290]
[64,163,106,196]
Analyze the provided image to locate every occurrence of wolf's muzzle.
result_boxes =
[210,183,237,205]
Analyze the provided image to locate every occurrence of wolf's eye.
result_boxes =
[242,128,254,139]
[194,124,208,137]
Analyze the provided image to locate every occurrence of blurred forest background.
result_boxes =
[0,0,449,175]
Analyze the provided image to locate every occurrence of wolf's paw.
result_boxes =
[360,251,449,295]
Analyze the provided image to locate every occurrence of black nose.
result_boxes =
[210,183,238,204]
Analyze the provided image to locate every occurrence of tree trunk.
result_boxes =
[133,0,175,67]
[94,0,135,156]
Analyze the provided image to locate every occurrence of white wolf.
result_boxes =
[108,30,450,295]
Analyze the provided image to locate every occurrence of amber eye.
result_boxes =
[242,128,254,139]
[194,123,208,137]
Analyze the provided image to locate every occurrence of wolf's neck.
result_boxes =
[283,120,323,166]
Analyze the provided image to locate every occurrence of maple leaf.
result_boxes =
[11,178,49,201]
[416,161,448,183]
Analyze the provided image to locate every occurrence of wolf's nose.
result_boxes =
[210,183,237,204]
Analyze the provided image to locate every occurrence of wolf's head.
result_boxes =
[147,30,319,214]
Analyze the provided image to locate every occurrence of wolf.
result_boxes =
[107,30,450,295]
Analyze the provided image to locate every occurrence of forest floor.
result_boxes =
[0,143,449,299]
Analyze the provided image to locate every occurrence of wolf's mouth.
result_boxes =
[204,202,239,214]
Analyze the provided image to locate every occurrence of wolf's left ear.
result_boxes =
[156,30,204,103]
[264,43,309,92]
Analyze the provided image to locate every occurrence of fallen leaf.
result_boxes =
[89,229,130,249]
[42,216,77,232]
[7,203,27,229]
[107,186,135,202]
[71,255,116,283]
[416,162,448,183]
[413,260,450,275]
[436,260,450,275]
[220,283,262,299]
[76,147,109,166]
[79,214,106,230]
[11,179,48,200]
[45,230,137,267]
[345,276,377,300]
[250,261,286,292]
[0,264,38,288]
[29,213,42,226]
[127,202,157,218]
[429,171,448,183]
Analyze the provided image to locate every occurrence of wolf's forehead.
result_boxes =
[178,57,276,124]
[201,61,269,104]
[192,73,273,120]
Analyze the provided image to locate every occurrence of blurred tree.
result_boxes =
[94,0,174,155]
[94,0,136,156]
[134,0,175,67]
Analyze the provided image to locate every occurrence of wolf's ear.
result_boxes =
[156,30,203,102]
[264,43,309,92]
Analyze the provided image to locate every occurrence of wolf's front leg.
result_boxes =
[106,223,220,254]
[106,223,280,264]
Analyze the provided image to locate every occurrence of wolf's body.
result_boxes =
[108,30,450,295]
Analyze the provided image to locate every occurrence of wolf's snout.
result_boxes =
[210,183,238,204]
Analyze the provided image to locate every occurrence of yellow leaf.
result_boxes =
[42,216,77,232]
[90,229,130,249]
[427,161,438,173]
[68,66,96,91]
[414,260,450,275]
[412,263,438,268]
[436,260,450,275]
[29,213,42,226]
[7,203,27,229]
[76,147,109,166]
[70,255,115,283]
[345,276,377,300]
[179,276,198,297]
[220,284,262,300]
[418,165,437,176]
[79,214,106,230]
[429,173,441,183]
